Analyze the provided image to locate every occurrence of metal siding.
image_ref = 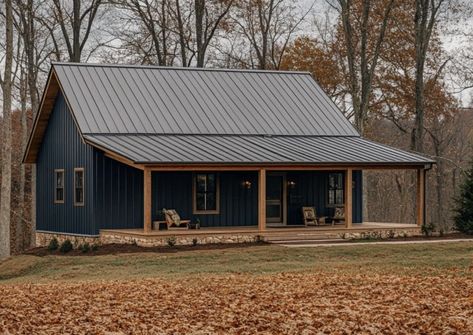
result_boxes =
[152,172,258,227]
[36,92,95,235]
[353,170,363,223]
[149,171,361,227]
[52,63,359,136]
[94,150,144,230]
[84,134,434,165]
[286,171,363,225]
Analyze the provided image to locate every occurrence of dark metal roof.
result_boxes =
[84,134,434,165]
[53,62,359,137]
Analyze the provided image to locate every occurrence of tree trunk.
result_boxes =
[15,72,28,253]
[195,0,205,67]
[175,0,188,66]
[0,0,14,259]
[72,0,81,62]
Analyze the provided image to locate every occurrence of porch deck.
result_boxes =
[100,222,420,246]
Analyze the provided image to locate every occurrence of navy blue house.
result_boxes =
[23,63,433,238]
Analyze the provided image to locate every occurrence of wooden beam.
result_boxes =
[345,168,353,228]
[258,169,266,232]
[416,168,425,226]
[103,151,145,170]
[146,164,426,172]
[144,168,152,233]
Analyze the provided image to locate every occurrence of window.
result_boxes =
[327,173,344,206]
[74,168,85,206]
[54,169,65,203]
[193,173,219,213]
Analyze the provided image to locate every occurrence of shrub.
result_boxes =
[48,237,59,251]
[80,242,90,253]
[192,238,198,246]
[454,163,473,235]
[421,222,435,237]
[91,243,99,251]
[167,236,177,247]
[59,239,73,253]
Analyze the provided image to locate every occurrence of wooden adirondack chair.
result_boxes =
[302,207,319,226]
[153,209,191,230]
[332,207,345,225]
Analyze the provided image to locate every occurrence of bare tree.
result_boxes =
[232,0,309,70]
[334,0,395,135]
[411,0,446,152]
[51,0,103,62]
[0,0,14,259]
[194,0,233,67]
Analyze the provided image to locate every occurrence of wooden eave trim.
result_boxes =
[84,139,145,171]
[144,164,429,171]
[23,67,86,164]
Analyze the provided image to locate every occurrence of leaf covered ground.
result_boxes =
[0,242,472,334]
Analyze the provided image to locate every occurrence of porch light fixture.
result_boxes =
[288,181,296,189]
[242,180,252,189]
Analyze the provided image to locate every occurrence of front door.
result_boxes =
[266,174,286,225]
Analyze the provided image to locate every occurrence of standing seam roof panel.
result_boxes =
[53,63,362,137]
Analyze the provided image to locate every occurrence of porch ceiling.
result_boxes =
[84,134,434,166]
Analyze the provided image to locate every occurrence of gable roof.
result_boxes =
[52,62,358,136]
[24,63,434,167]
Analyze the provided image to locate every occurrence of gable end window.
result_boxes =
[74,168,85,206]
[54,169,65,204]
[327,173,344,206]
[193,173,219,214]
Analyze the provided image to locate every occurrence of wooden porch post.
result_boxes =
[416,168,425,226]
[345,168,353,228]
[144,167,152,233]
[258,168,266,231]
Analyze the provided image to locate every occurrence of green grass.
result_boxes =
[0,242,472,284]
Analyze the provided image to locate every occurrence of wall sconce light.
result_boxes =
[242,180,252,189]
[287,181,296,189]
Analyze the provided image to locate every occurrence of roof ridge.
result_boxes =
[51,61,312,75]
[83,133,362,138]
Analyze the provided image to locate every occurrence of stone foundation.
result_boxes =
[100,232,261,247]
[338,229,421,240]
[36,232,100,248]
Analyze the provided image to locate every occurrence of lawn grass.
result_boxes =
[1,241,472,284]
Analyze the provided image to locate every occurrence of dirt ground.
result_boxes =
[1,242,472,334]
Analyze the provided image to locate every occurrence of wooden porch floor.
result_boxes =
[100,222,419,238]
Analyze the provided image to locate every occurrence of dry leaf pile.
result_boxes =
[1,272,472,334]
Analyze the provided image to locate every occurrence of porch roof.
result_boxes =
[84,134,434,166]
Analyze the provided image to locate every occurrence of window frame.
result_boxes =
[192,173,220,214]
[74,167,85,207]
[326,172,344,207]
[54,169,65,204]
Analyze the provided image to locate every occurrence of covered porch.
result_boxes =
[100,222,422,246]
[135,164,428,234]
[91,133,433,240]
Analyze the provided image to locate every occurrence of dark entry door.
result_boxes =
[266,174,285,224]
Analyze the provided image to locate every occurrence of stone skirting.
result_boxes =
[100,232,260,247]
[36,232,99,248]
[338,228,421,240]
[36,227,421,248]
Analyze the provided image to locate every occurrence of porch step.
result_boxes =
[268,238,345,244]
[264,232,344,242]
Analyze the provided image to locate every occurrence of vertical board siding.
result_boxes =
[286,171,363,225]
[151,170,362,227]
[95,151,144,231]
[36,92,95,235]
[353,170,363,223]
[152,172,258,227]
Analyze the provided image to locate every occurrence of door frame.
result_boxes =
[266,172,287,226]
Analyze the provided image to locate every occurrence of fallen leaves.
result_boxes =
[0,272,472,334]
